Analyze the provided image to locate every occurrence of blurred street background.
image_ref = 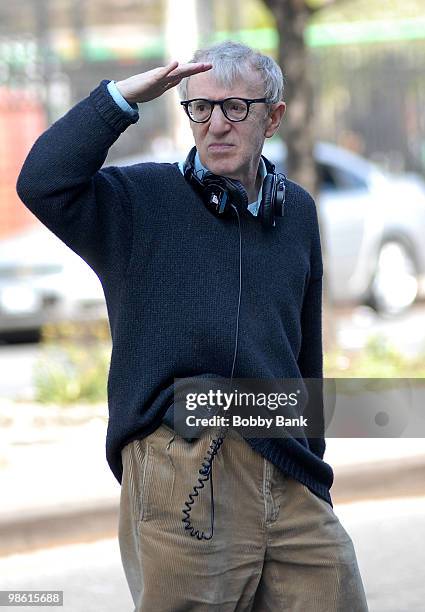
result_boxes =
[1,0,425,610]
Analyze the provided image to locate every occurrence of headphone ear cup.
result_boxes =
[202,174,249,216]
[259,173,276,228]
[222,178,249,211]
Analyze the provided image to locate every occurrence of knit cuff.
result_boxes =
[89,79,139,133]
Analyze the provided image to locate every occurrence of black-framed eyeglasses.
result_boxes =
[180,97,272,123]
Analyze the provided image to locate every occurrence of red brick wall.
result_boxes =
[0,88,46,239]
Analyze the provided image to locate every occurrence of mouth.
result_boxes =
[208,144,235,153]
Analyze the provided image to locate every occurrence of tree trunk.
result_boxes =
[265,1,316,193]
[263,0,336,353]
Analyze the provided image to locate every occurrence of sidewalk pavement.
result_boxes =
[1,404,424,557]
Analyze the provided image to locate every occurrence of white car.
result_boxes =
[0,225,107,341]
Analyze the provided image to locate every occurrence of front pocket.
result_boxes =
[138,440,155,524]
[120,438,150,531]
[301,483,334,512]
[137,430,177,528]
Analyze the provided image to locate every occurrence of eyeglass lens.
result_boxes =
[188,99,248,122]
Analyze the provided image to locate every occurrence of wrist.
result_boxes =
[115,80,137,104]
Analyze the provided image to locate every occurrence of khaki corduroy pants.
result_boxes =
[118,424,369,612]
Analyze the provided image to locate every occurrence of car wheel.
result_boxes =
[367,240,418,315]
[0,328,42,344]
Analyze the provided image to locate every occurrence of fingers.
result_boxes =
[180,62,213,76]
[167,62,213,80]
[189,62,213,73]
[162,60,179,76]
[159,60,213,82]
[157,60,213,94]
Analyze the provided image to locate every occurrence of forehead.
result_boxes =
[186,69,264,99]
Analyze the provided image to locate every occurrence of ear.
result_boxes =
[264,101,286,138]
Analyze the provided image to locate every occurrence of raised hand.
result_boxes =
[115,60,212,104]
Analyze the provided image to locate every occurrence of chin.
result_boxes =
[205,159,237,178]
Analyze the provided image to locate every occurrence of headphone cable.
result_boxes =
[181,203,242,540]
[230,203,242,380]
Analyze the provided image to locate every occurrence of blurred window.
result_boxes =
[318,163,368,191]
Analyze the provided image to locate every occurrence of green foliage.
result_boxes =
[242,0,275,29]
[33,342,110,405]
[213,0,274,31]
[309,0,425,24]
[41,319,111,344]
[325,334,425,377]
[32,320,111,405]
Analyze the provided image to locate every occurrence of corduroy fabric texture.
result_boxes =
[119,425,369,611]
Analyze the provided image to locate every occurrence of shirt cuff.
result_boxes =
[107,80,139,117]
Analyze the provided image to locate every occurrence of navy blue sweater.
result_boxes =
[16,79,334,506]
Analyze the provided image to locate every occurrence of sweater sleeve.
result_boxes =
[107,80,139,117]
[16,79,139,280]
[297,196,326,460]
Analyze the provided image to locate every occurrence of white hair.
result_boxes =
[177,40,285,105]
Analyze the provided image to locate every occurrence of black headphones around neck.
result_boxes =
[182,146,286,228]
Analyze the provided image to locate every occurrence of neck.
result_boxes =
[195,151,263,203]
[240,163,263,203]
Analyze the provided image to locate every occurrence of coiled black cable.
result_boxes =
[181,203,242,540]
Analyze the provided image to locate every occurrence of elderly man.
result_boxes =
[17,41,368,611]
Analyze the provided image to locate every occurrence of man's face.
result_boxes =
[185,69,276,183]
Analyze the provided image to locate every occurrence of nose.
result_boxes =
[208,103,231,134]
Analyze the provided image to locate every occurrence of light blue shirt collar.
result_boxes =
[178,151,268,217]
